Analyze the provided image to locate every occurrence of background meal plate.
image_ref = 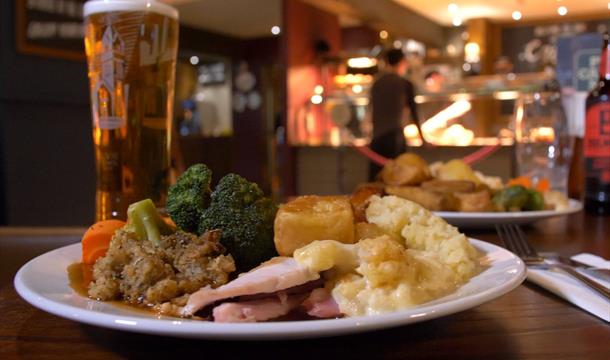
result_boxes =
[435,199,582,228]
[14,239,525,340]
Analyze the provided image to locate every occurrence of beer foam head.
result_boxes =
[84,0,178,19]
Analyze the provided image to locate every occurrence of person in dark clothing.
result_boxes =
[368,49,420,180]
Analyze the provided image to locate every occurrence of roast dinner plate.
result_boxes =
[435,199,582,228]
[14,239,525,340]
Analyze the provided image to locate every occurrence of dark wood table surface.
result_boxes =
[1,213,609,360]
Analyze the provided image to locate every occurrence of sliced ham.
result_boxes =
[302,288,342,318]
[181,257,320,316]
[213,292,308,323]
[236,278,324,302]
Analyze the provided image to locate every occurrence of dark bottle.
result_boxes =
[568,137,584,200]
[584,32,610,215]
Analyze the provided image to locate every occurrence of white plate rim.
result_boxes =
[14,239,526,340]
[435,199,582,220]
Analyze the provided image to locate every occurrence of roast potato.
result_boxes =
[355,181,386,192]
[435,159,481,185]
[395,153,431,175]
[274,195,355,256]
[385,186,444,211]
[421,179,476,194]
[380,162,429,186]
[451,189,493,212]
[351,186,384,222]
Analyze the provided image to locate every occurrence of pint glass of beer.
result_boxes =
[83,0,179,220]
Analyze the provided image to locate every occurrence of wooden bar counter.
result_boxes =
[1,213,609,359]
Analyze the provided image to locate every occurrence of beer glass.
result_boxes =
[83,0,179,220]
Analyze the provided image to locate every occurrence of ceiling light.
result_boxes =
[314,85,324,95]
[608,2,610,10]
[421,100,472,134]
[311,94,323,105]
[347,57,378,68]
[189,56,199,65]
[393,40,402,48]
[557,6,568,16]
[464,42,480,63]
[448,3,458,14]
[493,91,520,100]
[452,18,463,27]
[512,11,522,21]
[379,30,388,40]
[271,25,281,35]
[446,44,457,56]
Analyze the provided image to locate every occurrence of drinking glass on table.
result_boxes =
[514,91,572,194]
[84,0,179,221]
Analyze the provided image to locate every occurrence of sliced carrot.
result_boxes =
[507,176,532,189]
[535,177,550,192]
[162,216,177,229]
[82,219,126,265]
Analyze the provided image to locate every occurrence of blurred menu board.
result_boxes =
[501,19,609,73]
[15,0,86,60]
[557,33,603,92]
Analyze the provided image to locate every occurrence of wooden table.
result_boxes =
[1,213,609,359]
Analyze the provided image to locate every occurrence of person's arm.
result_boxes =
[404,79,427,144]
[405,80,419,125]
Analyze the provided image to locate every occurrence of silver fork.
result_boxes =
[496,224,610,301]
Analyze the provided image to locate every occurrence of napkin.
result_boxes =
[526,253,610,322]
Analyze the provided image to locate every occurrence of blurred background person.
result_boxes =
[368,48,420,180]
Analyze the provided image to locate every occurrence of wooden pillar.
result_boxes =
[280,0,342,197]
[466,18,502,137]
[466,18,499,75]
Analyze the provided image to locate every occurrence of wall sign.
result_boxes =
[501,19,609,73]
[557,32,604,92]
[15,0,86,60]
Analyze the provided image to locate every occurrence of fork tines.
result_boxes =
[495,224,540,259]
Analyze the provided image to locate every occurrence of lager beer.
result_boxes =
[84,0,179,220]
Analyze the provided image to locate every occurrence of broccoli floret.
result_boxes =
[167,164,213,232]
[198,174,277,271]
[523,189,545,211]
[210,173,264,208]
[124,199,174,246]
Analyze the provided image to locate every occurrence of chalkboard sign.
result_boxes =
[15,0,87,60]
[501,18,609,73]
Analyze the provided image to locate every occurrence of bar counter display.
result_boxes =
[288,71,554,148]
[287,72,555,195]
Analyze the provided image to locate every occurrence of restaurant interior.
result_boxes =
[0,0,609,357]
[1,0,607,226]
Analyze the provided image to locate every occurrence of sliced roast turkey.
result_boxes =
[181,257,320,317]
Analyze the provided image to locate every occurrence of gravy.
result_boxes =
[67,262,155,316]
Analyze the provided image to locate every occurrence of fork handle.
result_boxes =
[552,264,610,301]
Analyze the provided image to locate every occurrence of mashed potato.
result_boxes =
[294,196,480,317]
[295,236,460,316]
[366,195,479,282]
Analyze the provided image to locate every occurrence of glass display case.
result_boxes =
[287,72,555,148]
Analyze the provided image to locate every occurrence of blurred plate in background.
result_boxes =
[435,199,582,229]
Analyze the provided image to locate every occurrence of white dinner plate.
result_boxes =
[435,199,582,229]
[14,239,525,340]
